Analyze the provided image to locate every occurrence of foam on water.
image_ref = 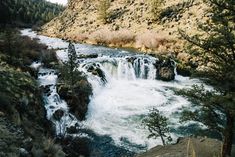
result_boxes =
[37,68,79,136]
[23,29,206,152]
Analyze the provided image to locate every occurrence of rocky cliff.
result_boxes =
[41,0,209,55]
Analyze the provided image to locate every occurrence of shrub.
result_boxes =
[136,31,169,49]
[149,0,165,21]
[89,29,135,45]
[97,0,111,24]
[89,28,110,44]
[108,30,135,45]
[32,138,65,157]
[0,28,57,68]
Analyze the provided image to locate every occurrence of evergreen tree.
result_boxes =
[149,0,165,21]
[60,42,83,90]
[178,0,235,156]
[143,108,172,145]
[67,42,78,87]
[97,0,111,24]
[0,0,64,27]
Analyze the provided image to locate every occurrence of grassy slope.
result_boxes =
[41,0,209,55]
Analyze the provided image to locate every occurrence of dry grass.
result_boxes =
[136,31,170,49]
[42,0,209,56]
[71,33,88,42]
[87,29,177,54]
[89,28,136,45]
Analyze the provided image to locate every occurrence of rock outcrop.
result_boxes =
[58,79,92,120]
[137,137,235,157]
[156,58,175,81]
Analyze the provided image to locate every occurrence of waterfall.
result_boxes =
[79,55,158,83]
[23,29,206,153]
[38,68,79,136]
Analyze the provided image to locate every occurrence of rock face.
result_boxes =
[41,0,209,54]
[137,137,235,157]
[58,79,92,121]
[156,58,175,81]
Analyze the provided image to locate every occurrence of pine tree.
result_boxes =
[178,0,235,156]
[0,0,64,26]
[143,108,172,145]
[60,42,84,90]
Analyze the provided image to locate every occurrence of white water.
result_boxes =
[36,68,79,136]
[22,29,206,151]
[78,57,201,150]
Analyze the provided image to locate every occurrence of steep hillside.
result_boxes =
[0,29,65,156]
[41,0,209,55]
[0,0,64,27]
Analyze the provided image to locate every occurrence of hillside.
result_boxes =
[0,28,66,156]
[0,0,64,27]
[41,0,209,55]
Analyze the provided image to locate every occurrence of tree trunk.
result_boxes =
[160,134,165,146]
[222,113,234,157]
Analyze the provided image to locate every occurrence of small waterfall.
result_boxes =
[79,55,158,84]
[38,68,79,136]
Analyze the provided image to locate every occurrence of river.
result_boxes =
[21,29,206,156]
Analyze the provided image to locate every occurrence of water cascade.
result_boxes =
[22,29,205,154]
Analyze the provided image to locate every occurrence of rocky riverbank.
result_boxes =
[137,137,235,157]
[0,54,64,156]
[0,28,68,156]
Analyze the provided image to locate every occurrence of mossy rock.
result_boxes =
[58,78,92,120]
[176,63,192,76]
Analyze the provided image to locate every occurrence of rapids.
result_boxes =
[22,29,206,153]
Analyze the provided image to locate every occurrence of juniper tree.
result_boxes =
[60,42,83,89]
[178,0,235,156]
[143,108,172,145]
[149,0,165,21]
[97,0,111,24]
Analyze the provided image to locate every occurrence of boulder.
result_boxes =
[176,63,192,76]
[158,67,175,81]
[58,79,92,120]
[156,58,175,81]
[87,64,106,83]
[78,54,98,59]
[53,109,64,121]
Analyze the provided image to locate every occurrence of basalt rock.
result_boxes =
[53,109,65,121]
[156,58,175,81]
[58,79,92,121]
[87,64,107,83]
[78,54,98,59]
[176,63,192,76]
